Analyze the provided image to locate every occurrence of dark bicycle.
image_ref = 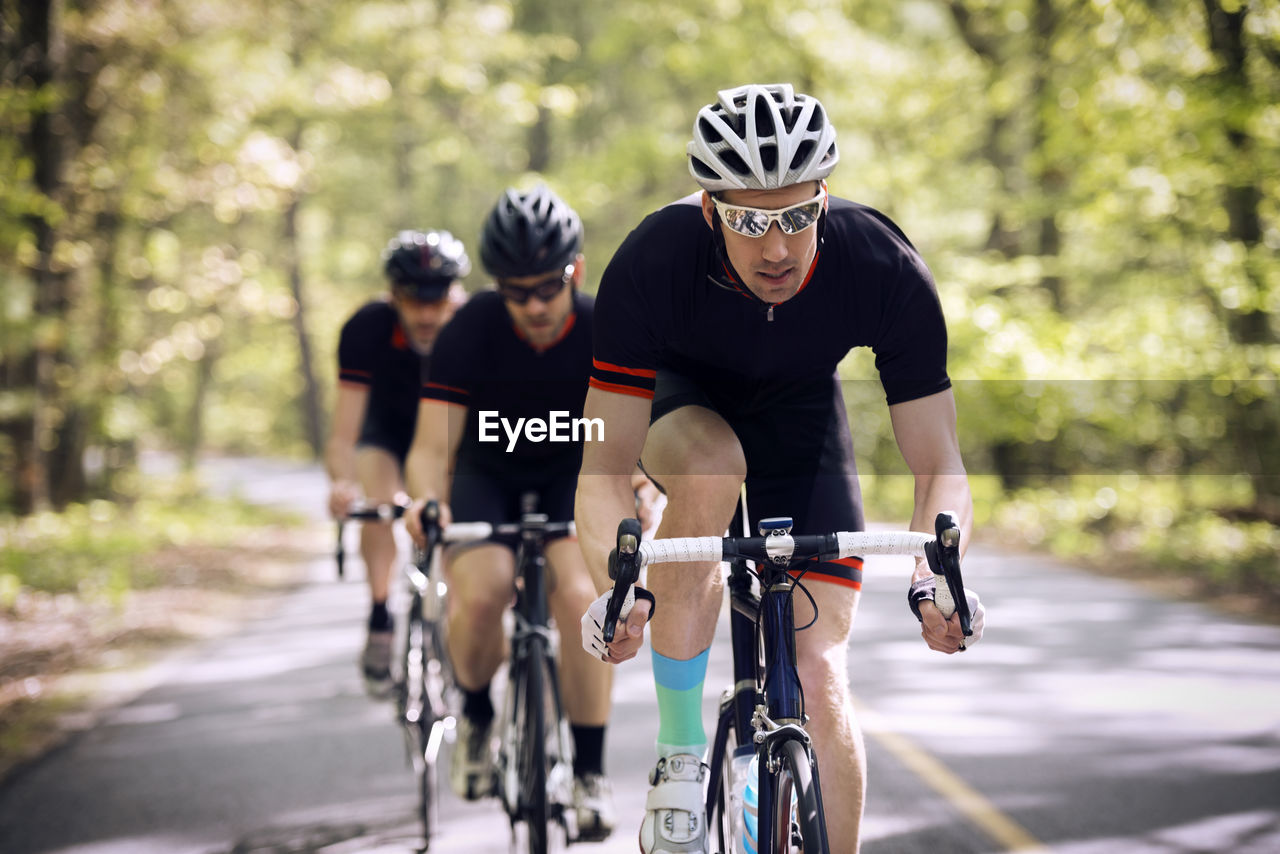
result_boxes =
[339,499,451,843]
[605,510,970,854]
[395,501,458,848]
[413,495,578,854]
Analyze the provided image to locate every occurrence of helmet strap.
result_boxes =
[707,209,750,295]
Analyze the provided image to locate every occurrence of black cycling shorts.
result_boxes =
[644,369,866,590]
[449,456,578,551]
[357,397,415,465]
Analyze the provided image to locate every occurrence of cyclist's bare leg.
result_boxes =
[354,447,403,604]
[445,544,516,691]
[548,536,620,836]
[546,537,613,724]
[793,579,865,854]
[640,406,745,659]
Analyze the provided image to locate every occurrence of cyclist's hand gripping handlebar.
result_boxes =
[920,511,973,637]
[582,518,656,661]
[412,499,441,552]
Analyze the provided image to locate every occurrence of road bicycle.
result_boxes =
[341,500,451,842]
[341,499,463,846]
[412,495,579,854]
[604,510,971,854]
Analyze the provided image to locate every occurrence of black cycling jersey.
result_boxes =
[337,299,426,463]
[422,290,594,478]
[590,193,951,589]
[589,194,950,404]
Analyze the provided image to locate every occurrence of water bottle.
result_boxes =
[728,748,755,854]
[741,752,760,854]
[742,751,799,853]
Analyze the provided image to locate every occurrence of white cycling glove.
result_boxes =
[909,581,985,649]
[581,584,656,661]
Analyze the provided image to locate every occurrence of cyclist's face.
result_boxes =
[499,258,580,349]
[702,182,822,305]
[392,285,462,353]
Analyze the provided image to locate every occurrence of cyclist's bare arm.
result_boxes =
[325,382,371,518]
[404,398,466,544]
[888,387,975,650]
[575,386,653,660]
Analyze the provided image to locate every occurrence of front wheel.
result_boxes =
[706,696,741,854]
[763,738,827,854]
[508,638,570,854]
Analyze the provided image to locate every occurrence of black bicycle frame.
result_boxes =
[706,551,831,851]
[513,514,552,637]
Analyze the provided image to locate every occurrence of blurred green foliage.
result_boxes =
[1,0,1277,596]
[0,482,302,609]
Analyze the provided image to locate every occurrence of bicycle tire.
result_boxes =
[765,739,827,854]
[707,698,740,854]
[513,639,550,853]
[405,599,437,845]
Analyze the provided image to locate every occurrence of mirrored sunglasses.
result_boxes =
[496,265,574,305]
[712,188,826,238]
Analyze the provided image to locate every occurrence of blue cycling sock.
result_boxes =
[652,647,710,758]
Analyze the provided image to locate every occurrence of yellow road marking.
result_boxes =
[856,699,1050,852]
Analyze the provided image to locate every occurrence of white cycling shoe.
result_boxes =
[639,753,708,854]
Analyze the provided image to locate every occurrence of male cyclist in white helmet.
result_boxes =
[575,84,986,853]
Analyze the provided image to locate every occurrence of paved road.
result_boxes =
[1,458,1278,853]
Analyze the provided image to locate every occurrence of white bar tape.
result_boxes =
[638,537,725,566]
[835,530,932,558]
[444,522,494,543]
[636,531,934,566]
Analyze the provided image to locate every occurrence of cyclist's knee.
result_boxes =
[795,618,852,702]
[796,647,851,718]
[642,407,746,484]
[448,549,515,620]
[545,541,593,593]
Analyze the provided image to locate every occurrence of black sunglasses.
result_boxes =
[496,265,574,305]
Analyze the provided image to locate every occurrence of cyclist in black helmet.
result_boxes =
[326,229,469,691]
[575,84,987,854]
[404,185,657,840]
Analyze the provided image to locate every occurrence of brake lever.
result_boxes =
[602,518,642,643]
[924,511,972,637]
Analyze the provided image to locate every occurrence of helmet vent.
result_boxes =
[698,117,723,144]
[779,106,801,133]
[753,98,776,139]
[690,156,718,180]
[719,149,750,177]
[759,144,778,173]
[789,140,815,172]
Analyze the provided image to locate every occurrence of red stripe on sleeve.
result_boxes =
[592,359,657,379]
[588,377,656,400]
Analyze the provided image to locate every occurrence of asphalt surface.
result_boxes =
[1,457,1277,853]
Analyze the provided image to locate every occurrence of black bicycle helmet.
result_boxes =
[479,184,583,278]
[382,229,471,299]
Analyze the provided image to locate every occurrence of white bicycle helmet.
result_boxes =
[687,83,839,192]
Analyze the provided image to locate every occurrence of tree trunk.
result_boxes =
[945,1,1025,260]
[283,184,325,460]
[19,0,77,513]
[1202,0,1279,511]
[1031,0,1065,312]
